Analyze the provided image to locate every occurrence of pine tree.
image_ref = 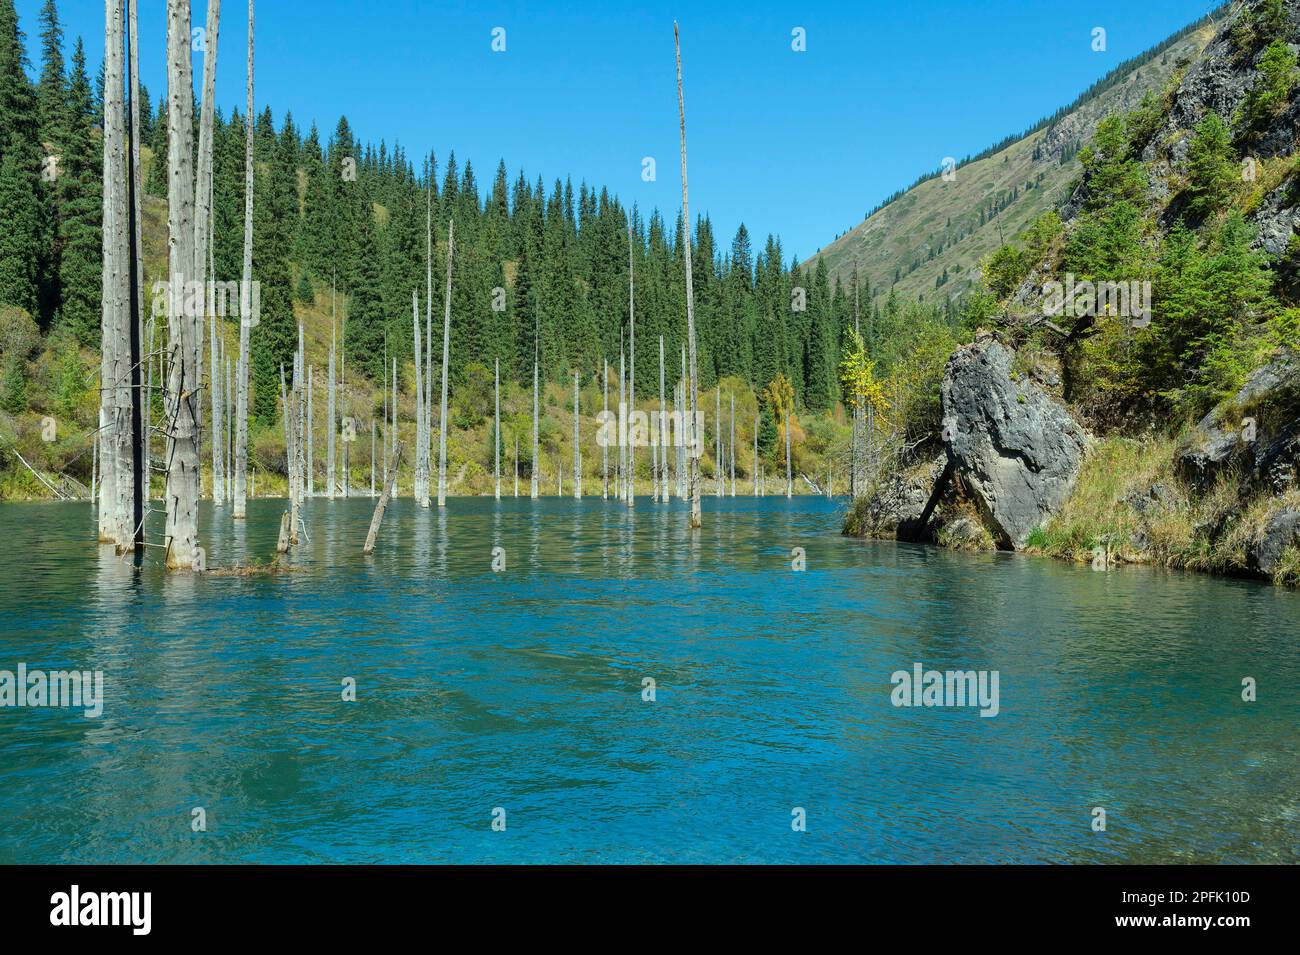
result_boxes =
[344,196,385,382]
[35,0,67,147]
[56,37,100,344]
[1186,112,1235,219]
[0,0,47,320]
[250,108,296,420]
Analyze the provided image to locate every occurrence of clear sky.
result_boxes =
[21,0,1219,260]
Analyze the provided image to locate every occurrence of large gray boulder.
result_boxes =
[941,337,1089,549]
[1176,349,1300,494]
[1248,509,1300,576]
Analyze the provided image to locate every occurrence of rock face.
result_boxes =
[854,454,950,542]
[941,337,1089,548]
[1248,509,1300,575]
[1176,349,1300,494]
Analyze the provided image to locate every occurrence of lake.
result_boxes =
[1,496,1296,863]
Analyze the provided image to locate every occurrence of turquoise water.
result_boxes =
[0,496,1296,863]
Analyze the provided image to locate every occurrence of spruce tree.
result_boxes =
[0,0,47,320]
[250,109,296,420]
[57,36,100,344]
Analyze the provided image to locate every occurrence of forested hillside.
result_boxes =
[0,0,860,498]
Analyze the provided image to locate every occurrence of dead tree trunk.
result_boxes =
[195,0,221,506]
[626,226,635,507]
[618,338,625,501]
[225,351,232,499]
[658,335,666,504]
[602,358,608,500]
[279,363,296,546]
[729,392,735,496]
[98,0,129,546]
[531,350,539,499]
[232,0,254,519]
[164,0,200,569]
[363,443,403,554]
[327,303,336,500]
[573,370,581,498]
[437,220,454,506]
[675,22,701,529]
[425,164,434,505]
[785,403,793,498]
[494,357,501,500]
[681,348,691,501]
[413,289,427,507]
[125,0,145,553]
[306,364,313,497]
[390,355,397,496]
[717,387,728,496]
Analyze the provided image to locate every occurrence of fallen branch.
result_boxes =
[363,442,403,555]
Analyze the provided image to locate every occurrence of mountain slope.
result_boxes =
[810,13,1221,303]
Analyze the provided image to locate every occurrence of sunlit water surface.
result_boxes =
[0,496,1296,863]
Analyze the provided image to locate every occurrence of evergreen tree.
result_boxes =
[56,36,99,344]
[1186,112,1235,218]
[250,110,297,421]
[0,0,47,320]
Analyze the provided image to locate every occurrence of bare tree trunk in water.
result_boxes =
[531,348,539,499]
[438,220,454,506]
[716,387,722,498]
[327,303,335,500]
[164,0,200,569]
[602,359,608,500]
[387,356,392,496]
[306,364,313,497]
[573,370,581,499]
[232,0,254,519]
[494,358,500,499]
[786,401,793,499]
[225,352,232,500]
[195,0,220,506]
[125,0,145,553]
[425,164,434,504]
[626,227,635,507]
[658,336,666,503]
[413,289,426,506]
[675,22,701,529]
[618,339,625,501]
[678,346,686,499]
[363,444,402,554]
[98,0,128,546]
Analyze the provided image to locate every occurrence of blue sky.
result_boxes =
[22,1,1218,260]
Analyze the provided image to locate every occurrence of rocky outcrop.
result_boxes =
[1248,509,1300,574]
[941,337,1089,548]
[1250,181,1300,255]
[1176,349,1300,493]
[848,454,951,542]
[1142,3,1300,166]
